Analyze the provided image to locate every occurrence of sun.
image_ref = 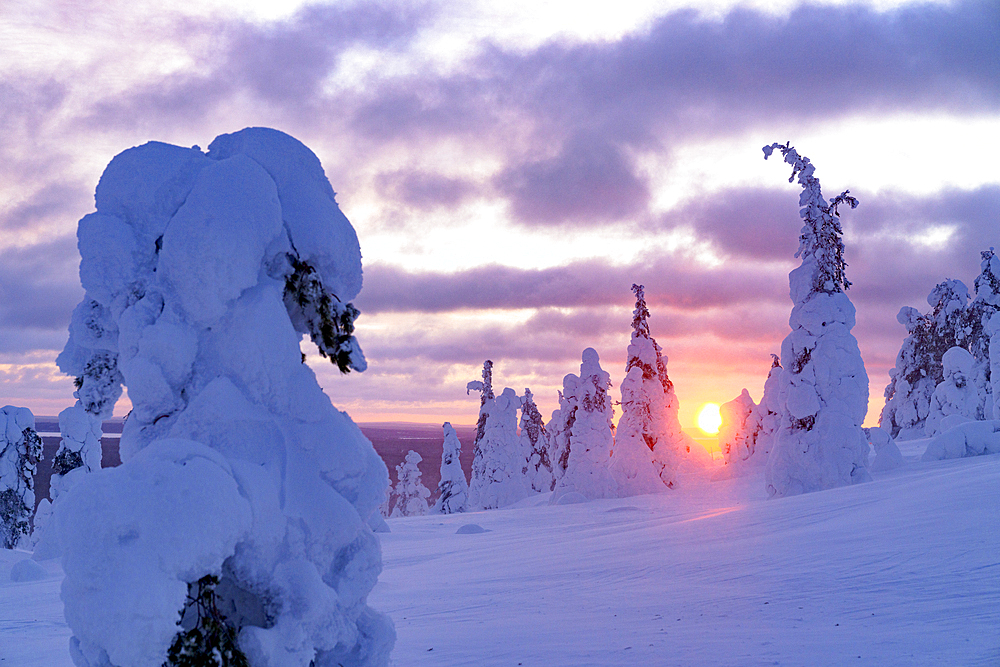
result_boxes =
[697,403,722,435]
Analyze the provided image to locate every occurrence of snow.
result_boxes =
[433,423,469,514]
[6,448,999,666]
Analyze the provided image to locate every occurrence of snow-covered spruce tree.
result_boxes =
[719,389,759,473]
[610,285,673,493]
[963,248,1000,420]
[553,348,619,501]
[762,142,870,497]
[434,422,469,514]
[467,360,495,457]
[520,388,553,493]
[0,406,43,550]
[390,450,430,518]
[49,128,393,667]
[925,347,979,436]
[545,387,575,488]
[468,387,531,510]
[611,365,668,496]
[621,285,701,479]
[880,280,970,439]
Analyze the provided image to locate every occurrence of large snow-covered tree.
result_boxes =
[880,280,970,439]
[0,406,43,550]
[553,348,619,501]
[468,387,532,510]
[434,422,469,514]
[610,285,674,492]
[390,450,431,517]
[48,128,393,667]
[520,388,553,493]
[762,142,871,497]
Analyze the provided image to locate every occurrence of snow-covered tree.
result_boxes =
[610,285,674,492]
[467,359,495,456]
[0,406,43,550]
[719,389,759,471]
[553,348,619,501]
[963,248,1000,420]
[866,427,904,473]
[880,280,970,439]
[762,142,871,498]
[468,387,531,509]
[520,389,553,493]
[546,387,575,487]
[879,279,969,440]
[434,423,469,514]
[611,366,667,496]
[48,128,393,667]
[925,347,979,437]
[390,450,431,517]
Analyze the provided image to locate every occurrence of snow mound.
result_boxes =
[10,558,47,582]
[921,420,1000,461]
[455,524,489,534]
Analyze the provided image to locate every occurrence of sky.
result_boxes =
[0,0,997,431]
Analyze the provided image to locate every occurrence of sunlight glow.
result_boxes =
[697,403,722,435]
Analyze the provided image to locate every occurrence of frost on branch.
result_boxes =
[434,423,469,514]
[0,406,42,550]
[50,128,393,667]
[762,143,871,498]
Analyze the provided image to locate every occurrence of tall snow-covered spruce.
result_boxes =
[763,142,871,497]
[49,128,394,667]
[610,285,673,494]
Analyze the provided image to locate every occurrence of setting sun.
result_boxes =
[697,403,723,435]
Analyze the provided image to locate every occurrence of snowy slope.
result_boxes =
[3,452,999,666]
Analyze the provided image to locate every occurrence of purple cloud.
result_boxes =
[495,134,650,226]
[375,170,479,210]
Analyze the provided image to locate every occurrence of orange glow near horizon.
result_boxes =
[697,403,722,435]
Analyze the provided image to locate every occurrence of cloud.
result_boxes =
[356,257,789,314]
[0,236,82,330]
[375,170,479,210]
[495,133,650,226]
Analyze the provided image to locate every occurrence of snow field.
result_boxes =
[371,454,1000,667]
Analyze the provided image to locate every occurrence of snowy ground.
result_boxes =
[3,449,998,667]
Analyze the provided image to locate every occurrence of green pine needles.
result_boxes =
[164,575,249,667]
[283,254,364,374]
